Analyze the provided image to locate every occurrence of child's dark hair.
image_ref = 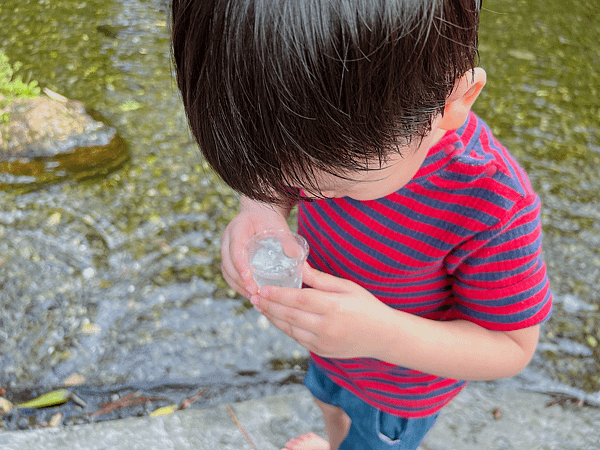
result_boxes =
[172,0,480,203]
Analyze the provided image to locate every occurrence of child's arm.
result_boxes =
[221,196,296,298]
[371,304,539,381]
[254,264,539,381]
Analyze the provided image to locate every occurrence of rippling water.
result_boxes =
[0,0,599,404]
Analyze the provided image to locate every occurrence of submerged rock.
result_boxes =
[0,89,128,188]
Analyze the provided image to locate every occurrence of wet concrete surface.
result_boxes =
[1,381,599,450]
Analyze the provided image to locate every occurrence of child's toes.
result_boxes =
[282,432,330,450]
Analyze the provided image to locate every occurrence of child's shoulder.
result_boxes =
[416,112,539,229]
[438,112,535,201]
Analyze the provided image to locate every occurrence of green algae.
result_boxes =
[0,50,40,117]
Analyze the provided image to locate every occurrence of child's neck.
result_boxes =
[430,126,450,148]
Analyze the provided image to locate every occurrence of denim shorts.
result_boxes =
[304,360,439,450]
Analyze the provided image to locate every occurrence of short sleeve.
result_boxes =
[444,193,552,330]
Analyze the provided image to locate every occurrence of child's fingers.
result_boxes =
[220,250,250,297]
[259,283,331,316]
[221,229,257,297]
[301,264,348,293]
[280,232,306,259]
[232,238,258,294]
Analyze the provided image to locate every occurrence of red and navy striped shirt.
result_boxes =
[297,112,552,418]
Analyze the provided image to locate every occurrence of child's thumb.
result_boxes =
[302,264,347,293]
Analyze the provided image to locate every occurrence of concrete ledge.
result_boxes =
[1,383,598,450]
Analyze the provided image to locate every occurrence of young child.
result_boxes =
[172,1,552,449]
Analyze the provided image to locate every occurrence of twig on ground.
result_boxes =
[226,404,258,450]
[546,395,584,408]
[179,390,205,409]
[90,391,167,417]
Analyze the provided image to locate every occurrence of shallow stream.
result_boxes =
[1,0,599,429]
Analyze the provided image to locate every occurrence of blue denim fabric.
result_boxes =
[304,360,439,450]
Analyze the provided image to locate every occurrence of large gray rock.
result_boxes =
[0,90,128,188]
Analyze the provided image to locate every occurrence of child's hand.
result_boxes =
[252,264,390,359]
[221,200,291,298]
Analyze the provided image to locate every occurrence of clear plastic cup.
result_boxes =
[246,230,309,289]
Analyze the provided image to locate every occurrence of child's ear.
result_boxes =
[438,67,487,131]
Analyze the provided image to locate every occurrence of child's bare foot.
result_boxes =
[282,432,330,450]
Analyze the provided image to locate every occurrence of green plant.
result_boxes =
[1,51,40,122]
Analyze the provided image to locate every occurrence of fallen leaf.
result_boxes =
[150,404,178,416]
[18,389,71,409]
